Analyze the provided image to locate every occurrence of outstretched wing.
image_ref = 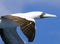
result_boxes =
[2,15,35,42]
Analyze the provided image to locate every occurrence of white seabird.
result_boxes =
[1,11,56,42]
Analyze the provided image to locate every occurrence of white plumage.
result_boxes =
[10,11,56,22]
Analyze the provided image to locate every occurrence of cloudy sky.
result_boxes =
[0,0,60,44]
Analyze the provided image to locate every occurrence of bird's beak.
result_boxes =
[42,13,56,18]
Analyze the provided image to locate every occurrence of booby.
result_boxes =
[1,11,56,42]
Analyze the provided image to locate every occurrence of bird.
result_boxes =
[0,11,56,43]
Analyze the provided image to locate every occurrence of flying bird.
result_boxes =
[0,11,56,44]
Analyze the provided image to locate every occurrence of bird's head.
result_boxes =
[40,12,56,18]
[27,11,56,19]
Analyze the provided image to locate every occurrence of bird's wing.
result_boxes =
[2,15,35,42]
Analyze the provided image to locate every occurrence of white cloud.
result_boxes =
[0,0,24,15]
[0,0,11,16]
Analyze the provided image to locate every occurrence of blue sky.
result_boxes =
[0,0,60,44]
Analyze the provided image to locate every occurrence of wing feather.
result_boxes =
[2,15,35,42]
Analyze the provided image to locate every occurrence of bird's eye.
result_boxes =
[40,12,45,18]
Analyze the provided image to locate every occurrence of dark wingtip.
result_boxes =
[28,32,35,42]
[28,37,35,42]
[1,16,5,18]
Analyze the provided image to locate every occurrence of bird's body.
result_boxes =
[0,11,56,44]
